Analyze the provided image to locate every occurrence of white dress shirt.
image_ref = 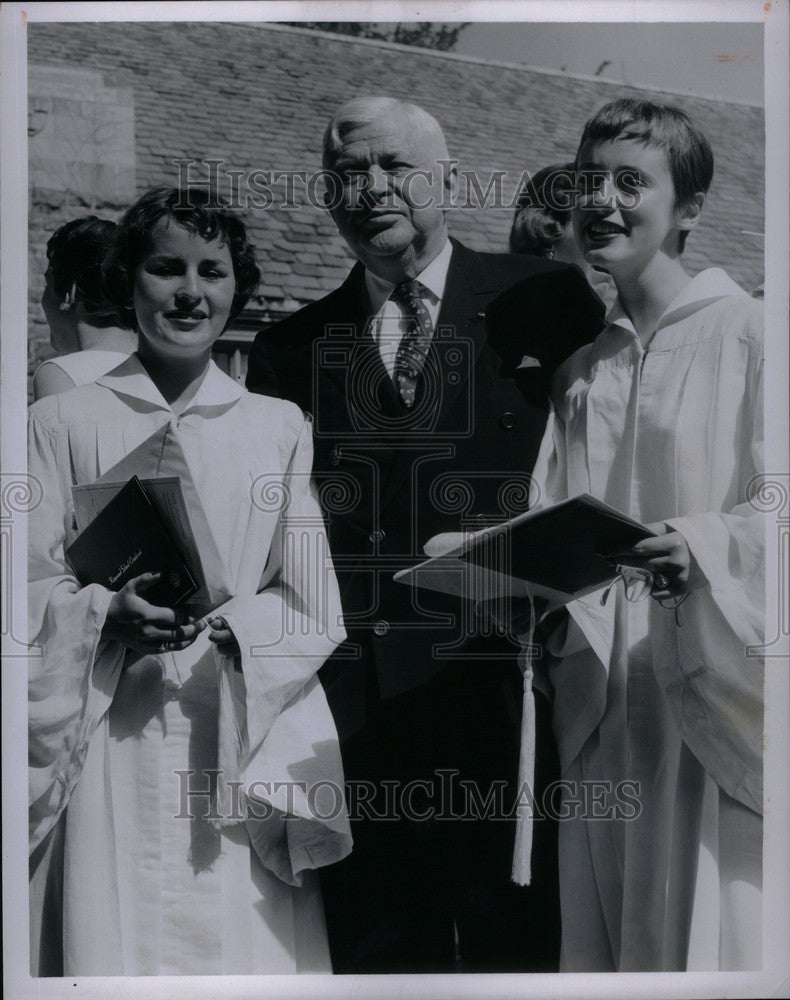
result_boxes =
[364,238,453,380]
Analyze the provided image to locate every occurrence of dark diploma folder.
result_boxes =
[394,494,657,607]
[64,475,198,607]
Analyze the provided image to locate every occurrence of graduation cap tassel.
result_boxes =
[511,598,537,887]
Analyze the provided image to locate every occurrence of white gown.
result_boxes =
[28,356,351,976]
[534,269,765,971]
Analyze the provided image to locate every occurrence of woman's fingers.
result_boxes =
[135,603,197,628]
[139,620,207,642]
[423,532,473,557]
[119,573,202,627]
[602,535,693,603]
[207,617,240,658]
[207,628,234,644]
[152,638,195,653]
[126,571,162,593]
[605,536,677,562]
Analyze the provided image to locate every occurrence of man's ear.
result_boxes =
[441,159,459,208]
[675,191,705,233]
[322,167,343,215]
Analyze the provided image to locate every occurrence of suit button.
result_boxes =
[373,620,390,637]
[368,529,386,544]
[499,411,517,429]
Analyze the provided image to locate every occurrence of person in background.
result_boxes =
[509,163,616,308]
[529,98,764,971]
[33,217,137,400]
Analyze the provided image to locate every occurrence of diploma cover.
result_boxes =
[394,494,657,608]
[65,475,198,606]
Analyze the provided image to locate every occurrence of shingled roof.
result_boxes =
[28,20,764,340]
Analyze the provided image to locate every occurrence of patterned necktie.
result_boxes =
[391,280,434,408]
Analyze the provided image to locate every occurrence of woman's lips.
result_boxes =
[166,312,208,329]
[585,218,628,240]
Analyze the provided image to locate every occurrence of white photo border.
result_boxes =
[2,2,788,998]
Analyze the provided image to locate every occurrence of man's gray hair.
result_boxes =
[322,96,450,167]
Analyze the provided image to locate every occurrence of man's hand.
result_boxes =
[603,522,700,599]
[102,572,205,654]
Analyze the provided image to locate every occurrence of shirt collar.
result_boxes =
[605,267,750,335]
[95,353,245,413]
[364,238,453,314]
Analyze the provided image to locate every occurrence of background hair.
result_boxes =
[509,163,575,256]
[322,95,449,167]
[103,186,260,329]
[46,216,119,316]
[576,98,714,250]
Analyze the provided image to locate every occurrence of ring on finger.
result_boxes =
[653,572,670,591]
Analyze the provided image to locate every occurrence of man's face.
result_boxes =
[325,113,453,270]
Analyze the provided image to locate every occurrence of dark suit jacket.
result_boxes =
[246,238,604,741]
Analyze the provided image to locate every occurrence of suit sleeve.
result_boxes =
[486,263,605,379]
[559,264,607,355]
[246,322,317,417]
[246,326,284,398]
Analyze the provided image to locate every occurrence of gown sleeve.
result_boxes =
[212,411,352,885]
[664,343,765,648]
[28,409,126,854]
[653,343,765,814]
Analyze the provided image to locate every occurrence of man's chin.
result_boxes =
[348,220,415,257]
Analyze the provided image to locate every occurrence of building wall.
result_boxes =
[27,21,765,391]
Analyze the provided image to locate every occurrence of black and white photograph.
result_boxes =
[2,2,788,998]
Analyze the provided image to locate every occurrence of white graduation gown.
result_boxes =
[28,356,351,976]
[535,269,765,971]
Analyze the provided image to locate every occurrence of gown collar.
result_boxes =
[603,267,750,346]
[95,353,245,415]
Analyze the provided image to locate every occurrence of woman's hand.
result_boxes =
[102,571,206,654]
[207,616,240,659]
[604,522,700,599]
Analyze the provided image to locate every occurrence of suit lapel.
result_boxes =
[316,264,369,399]
[429,240,493,430]
[314,263,404,443]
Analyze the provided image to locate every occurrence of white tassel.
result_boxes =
[212,652,246,828]
[511,597,537,886]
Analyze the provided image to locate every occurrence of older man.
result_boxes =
[246,96,604,973]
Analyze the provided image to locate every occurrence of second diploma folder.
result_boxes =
[393,493,656,608]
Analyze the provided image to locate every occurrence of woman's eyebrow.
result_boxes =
[578,161,651,175]
[143,255,229,266]
[143,254,182,264]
